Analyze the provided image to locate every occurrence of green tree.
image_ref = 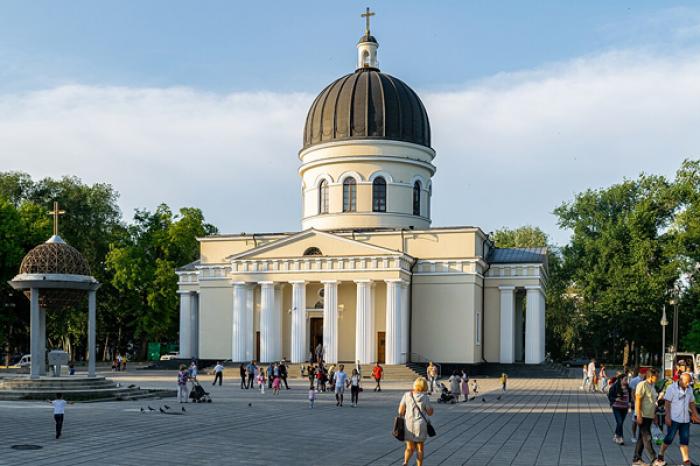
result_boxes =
[492,225,549,248]
[107,205,216,357]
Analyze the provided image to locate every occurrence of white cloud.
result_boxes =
[1,48,699,245]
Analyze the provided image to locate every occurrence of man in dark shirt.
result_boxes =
[239,363,247,389]
[280,359,289,390]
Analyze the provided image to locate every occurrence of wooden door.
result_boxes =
[377,331,386,363]
[256,331,261,362]
[309,317,323,356]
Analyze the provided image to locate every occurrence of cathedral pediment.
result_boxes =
[226,228,404,261]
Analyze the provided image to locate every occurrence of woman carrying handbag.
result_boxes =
[397,377,435,466]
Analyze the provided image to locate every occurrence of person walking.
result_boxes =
[315,342,323,364]
[655,372,700,466]
[177,364,189,403]
[280,359,290,390]
[461,369,470,401]
[272,373,281,395]
[48,393,73,439]
[246,360,256,390]
[587,358,597,392]
[629,367,643,443]
[239,363,247,389]
[599,364,608,392]
[427,362,438,394]
[499,372,508,392]
[212,361,224,386]
[372,362,384,392]
[267,363,274,389]
[257,368,266,394]
[349,368,361,407]
[334,364,348,407]
[448,370,461,402]
[398,377,434,466]
[632,367,659,466]
[608,374,632,445]
[308,386,316,409]
[581,364,588,390]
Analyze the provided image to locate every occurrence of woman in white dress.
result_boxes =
[398,377,434,466]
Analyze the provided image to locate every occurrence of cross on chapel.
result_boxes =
[361,7,375,35]
[48,201,66,236]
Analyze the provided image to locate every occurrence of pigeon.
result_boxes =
[147,406,155,411]
[159,407,166,414]
[496,395,502,401]
[248,403,252,407]
[163,404,171,410]
[140,407,145,413]
[481,397,486,403]
[181,406,186,413]
[128,384,136,389]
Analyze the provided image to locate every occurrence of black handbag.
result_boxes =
[392,416,405,441]
[411,392,436,437]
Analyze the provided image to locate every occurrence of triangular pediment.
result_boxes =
[227,229,403,260]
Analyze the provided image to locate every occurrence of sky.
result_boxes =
[1,1,700,245]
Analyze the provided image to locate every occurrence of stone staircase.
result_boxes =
[476,362,573,379]
[221,363,424,382]
[0,376,174,401]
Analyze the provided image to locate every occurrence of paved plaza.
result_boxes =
[1,374,699,465]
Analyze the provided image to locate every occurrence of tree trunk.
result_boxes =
[623,340,630,367]
[102,334,110,361]
[140,335,148,360]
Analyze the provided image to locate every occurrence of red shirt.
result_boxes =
[372,366,383,380]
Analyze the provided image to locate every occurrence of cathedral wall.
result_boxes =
[353,229,481,259]
[483,286,501,362]
[411,275,480,363]
[337,282,358,362]
[197,283,233,360]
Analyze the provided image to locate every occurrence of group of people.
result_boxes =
[111,353,127,372]
[176,361,202,403]
[238,359,290,394]
[603,360,700,466]
[580,358,610,392]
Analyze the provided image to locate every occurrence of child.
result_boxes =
[471,379,479,395]
[448,370,462,402]
[177,365,189,403]
[499,373,508,392]
[272,375,281,395]
[48,393,73,439]
[257,369,266,394]
[308,386,316,408]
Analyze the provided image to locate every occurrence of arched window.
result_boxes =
[413,181,421,216]
[343,178,357,212]
[372,177,386,212]
[318,180,329,214]
[303,247,322,256]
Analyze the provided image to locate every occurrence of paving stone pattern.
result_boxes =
[0,375,696,465]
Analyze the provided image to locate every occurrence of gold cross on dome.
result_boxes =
[48,201,66,236]
[361,7,375,35]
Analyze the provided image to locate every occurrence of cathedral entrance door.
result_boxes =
[309,317,323,358]
[377,332,386,363]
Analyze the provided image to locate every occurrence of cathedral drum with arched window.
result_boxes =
[299,27,435,231]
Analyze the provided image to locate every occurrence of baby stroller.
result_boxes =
[436,383,456,404]
[189,381,212,403]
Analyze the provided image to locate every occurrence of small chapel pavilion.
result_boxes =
[176,11,547,366]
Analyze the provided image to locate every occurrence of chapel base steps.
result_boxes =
[474,362,572,379]
[0,376,175,401]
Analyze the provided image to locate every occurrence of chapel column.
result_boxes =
[322,280,338,363]
[39,303,46,376]
[259,281,277,363]
[30,288,41,379]
[354,280,375,364]
[400,281,409,364]
[273,284,283,361]
[525,286,546,364]
[189,292,199,358]
[499,286,515,364]
[178,291,192,359]
[290,281,306,363]
[87,289,97,377]
[231,282,247,362]
[245,284,255,361]
[385,280,403,365]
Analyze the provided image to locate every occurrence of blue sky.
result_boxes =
[2,1,700,244]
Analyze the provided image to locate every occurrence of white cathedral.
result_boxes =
[176,14,547,366]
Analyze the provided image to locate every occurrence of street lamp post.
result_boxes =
[661,305,668,375]
[671,287,680,353]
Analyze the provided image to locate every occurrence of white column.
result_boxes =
[273,284,283,361]
[354,280,375,365]
[526,286,546,364]
[30,288,41,379]
[400,282,409,364]
[322,280,338,363]
[290,281,306,363]
[178,291,192,359]
[385,280,403,365]
[39,306,46,376]
[190,293,199,358]
[499,286,515,364]
[88,289,97,377]
[232,282,247,362]
[259,282,276,362]
[245,284,255,361]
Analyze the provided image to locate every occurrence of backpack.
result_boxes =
[607,380,619,406]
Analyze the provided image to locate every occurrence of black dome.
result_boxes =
[303,68,431,150]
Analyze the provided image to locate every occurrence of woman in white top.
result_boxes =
[398,377,433,466]
[349,369,362,407]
